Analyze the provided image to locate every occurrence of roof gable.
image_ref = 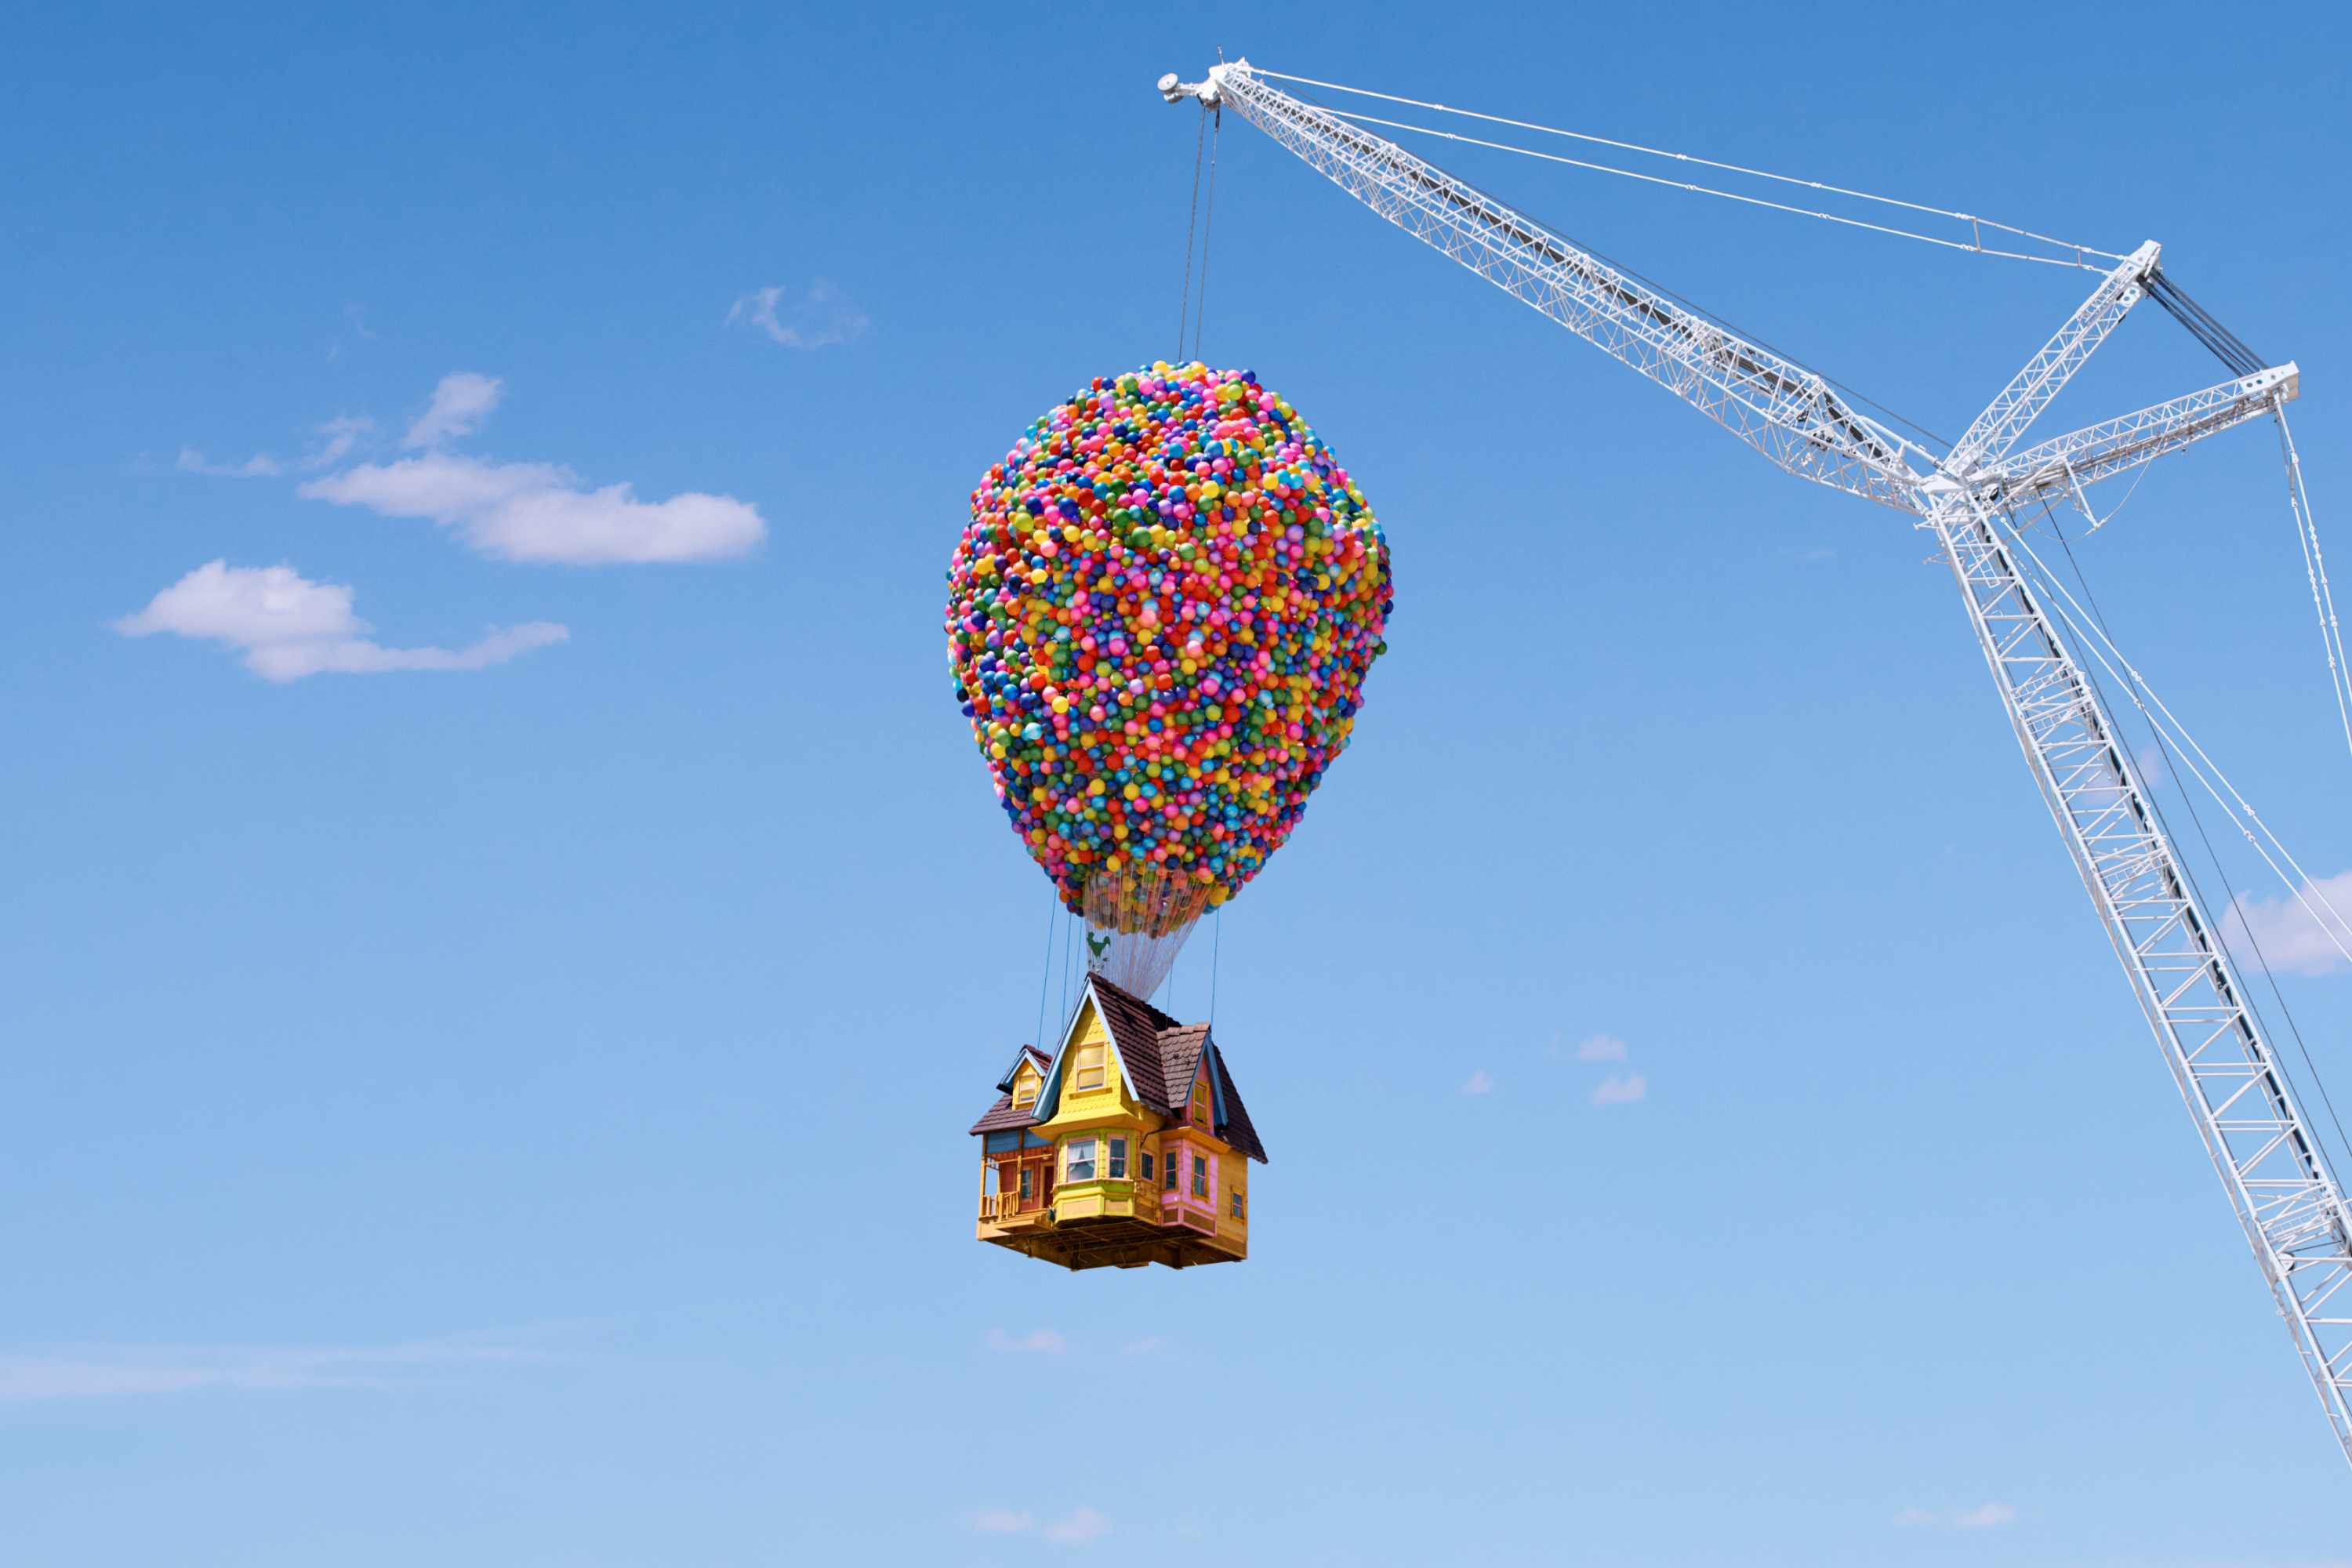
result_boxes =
[995,1044,1051,1094]
[996,974,1265,1160]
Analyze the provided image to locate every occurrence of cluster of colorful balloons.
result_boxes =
[945,361,1394,913]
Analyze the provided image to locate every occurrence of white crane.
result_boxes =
[1160,58,2352,1468]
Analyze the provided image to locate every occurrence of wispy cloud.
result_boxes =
[1592,1074,1647,1105]
[0,1334,548,1405]
[404,372,503,448]
[182,372,764,566]
[1121,1338,1163,1355]
[1893,1501,2015,1529]
[177,448,285,478]
[1043,1508,1111,1545]
[1460,1070,1494,1095]
[1577,1033,1627,1061]
[728,279,868,350]
[985,1329,1065,1353]
[114,561,566,682]
[303,450,764,565]
[179,416,375,478]
[972,1508,1033,1534]
[2224,869,2352,976]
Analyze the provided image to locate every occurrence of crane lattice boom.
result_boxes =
[1164,58,2352,1467]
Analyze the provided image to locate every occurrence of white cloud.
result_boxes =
[177,447,285,478]
[0,1334,543,1405]
[972,1508,1033,1534]
[985,1329,1065,1353]
[303,451,764,565]
[179,416,373,478]
[403,372,504,448]
[313,416,372,466]
[2224,869,2352,976]
[1592,1074,1647,1105]
[114,561,567,683]
[728,279,869,350]
[1577,1033,1628,1061]
[1043,1508,1111,1545]
[1894,1502,2015,1529]
[1461,1070,1494,1095]
[1122,1338,1163,1354]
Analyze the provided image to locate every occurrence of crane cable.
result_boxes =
[2275,405,2352,772]
[1175,105,1207,359]
[1258,70,2125,271]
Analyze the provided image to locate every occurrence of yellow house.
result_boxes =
[971,973,1267,1271]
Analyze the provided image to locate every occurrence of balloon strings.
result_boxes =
[1176,107,1207,359]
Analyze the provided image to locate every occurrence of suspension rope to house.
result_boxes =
[1257,69,2124,270]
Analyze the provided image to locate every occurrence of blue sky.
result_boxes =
[5,2,2352,1563]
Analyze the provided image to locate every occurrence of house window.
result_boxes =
[1140,1151,1155,1182]
[1163,1153,1178,1192]
[1019,1167,1033,1200]
[1191,1154,1208,1197]
[1231,1189,1245,1218]
[1066,1138,1096,1181]
[1012,1076,1036,1109]
[1076,1043,1106,1091]
[1191,1083,1210,1125]
[1108,1138,1127,1179]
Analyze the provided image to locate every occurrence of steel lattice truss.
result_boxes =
[1166,59,2352,1465]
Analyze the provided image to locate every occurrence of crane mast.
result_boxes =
[1164,59,2352,1465]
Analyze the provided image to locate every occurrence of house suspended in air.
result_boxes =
[971,973,1267,1271]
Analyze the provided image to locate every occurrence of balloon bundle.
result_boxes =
[946,361,1393,916]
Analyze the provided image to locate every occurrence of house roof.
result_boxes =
[970,976,1268,1163]
[968,1094,1040,1136]
[993,1044,1051,1094]
[972,1047,1052,1136]
[1207,1044,1268,1163]
[1087,976,1269,1165]
[1089,977,1184,1113]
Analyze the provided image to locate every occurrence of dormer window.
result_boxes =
[1076,1043,1107,1091]
[1011,1073,1036,1110]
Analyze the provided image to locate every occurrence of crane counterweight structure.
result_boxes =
[1162,59,2352,1466]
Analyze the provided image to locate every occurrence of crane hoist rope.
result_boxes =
[1157,56,2352,1475]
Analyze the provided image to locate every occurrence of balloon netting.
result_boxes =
[1082,865,1212,1001]
[946,361,1393,913]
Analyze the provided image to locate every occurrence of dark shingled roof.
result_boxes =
[966,978,1269,1160]
[971,1045,1052,1135]
[1089,978,1268,1164]
[1207,1044,1268,1163]
[1089,976,1183,1114]
[968,1094,1040,1136]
